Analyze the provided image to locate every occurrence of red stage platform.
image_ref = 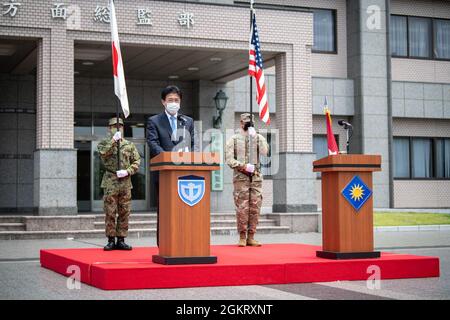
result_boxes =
[40,244,439,290]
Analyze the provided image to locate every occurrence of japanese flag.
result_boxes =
[110,0,130,118]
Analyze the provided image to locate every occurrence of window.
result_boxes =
[393,138,410,178]
[391,15,408,56]
[435,139,450,178]
[313,134,339,178]
[408,17,432,58]
[393,137,450,179]
[434,19,450,59]
[260,132,273,177]
[390,15,450,60]
[412,138,432,178]
[313,135,329,160]
[312,9,336,53]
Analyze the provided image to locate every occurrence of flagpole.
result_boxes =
[248,0,254,228]
[249,0,254,126]
[116,100,120,172]
[113,2,120,164]
[112,0,121,225]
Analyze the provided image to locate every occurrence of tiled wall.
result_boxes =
[392,81,450,119]
[0,74,36,212]
[312,77,354,116]
[394,180,450,208]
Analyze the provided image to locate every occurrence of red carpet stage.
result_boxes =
[40,244,439,290]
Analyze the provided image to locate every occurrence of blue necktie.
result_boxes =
[170,116,177,134]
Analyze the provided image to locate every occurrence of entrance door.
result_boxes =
[76,141,91,212]
[91,140,148,212]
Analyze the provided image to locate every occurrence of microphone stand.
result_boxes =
[344,124,353,154]
[178,115,187,151]
[338,120,353,154]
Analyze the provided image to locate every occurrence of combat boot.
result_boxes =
[246,233,262,247]
[103,237,116,251]
[238,232,247,247]
[116,237,132,250]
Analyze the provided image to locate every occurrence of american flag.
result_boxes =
[248,10,270,125]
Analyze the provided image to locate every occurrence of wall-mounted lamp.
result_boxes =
[213,89,228,129]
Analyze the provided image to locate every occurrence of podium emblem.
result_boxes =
[178,175,205,207]
[341,175,372,211]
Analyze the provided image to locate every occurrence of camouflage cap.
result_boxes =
[240,113,254,123]
[108,117,124,126]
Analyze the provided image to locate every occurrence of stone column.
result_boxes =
[34,26,77,215]
[347,0,391,207]
[272,43,317,212]
[193,80,235,212]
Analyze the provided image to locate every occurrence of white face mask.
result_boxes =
[166,102,180,115]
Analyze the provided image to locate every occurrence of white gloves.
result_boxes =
[248,126,257,137]
[245,163,255,173]
[116,170,129,178]
[113,131,122,142]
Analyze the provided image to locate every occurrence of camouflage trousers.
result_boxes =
[103,188,132,237]
[233,179,263,234]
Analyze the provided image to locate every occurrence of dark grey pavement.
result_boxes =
[0,231,449,300]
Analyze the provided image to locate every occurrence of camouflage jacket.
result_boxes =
[97,138,141,191]
[225,131,269,182]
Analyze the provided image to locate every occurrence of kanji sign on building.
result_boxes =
[2,0,21,17]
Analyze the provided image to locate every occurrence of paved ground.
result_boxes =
[0,231,449,300]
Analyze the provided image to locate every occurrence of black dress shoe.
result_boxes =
[116,237,132,250]
[103,237,116,251]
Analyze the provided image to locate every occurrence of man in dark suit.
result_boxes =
[146,85,195,246]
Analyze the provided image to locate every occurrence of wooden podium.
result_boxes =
[313,154,382,259]
[150,152,220,265]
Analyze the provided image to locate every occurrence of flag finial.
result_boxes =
[323,96,330,115]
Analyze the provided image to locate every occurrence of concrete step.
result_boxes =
[0,223,26,231]
[0,216,24,223]
[0,225,290,240]
[94,213,157,223]
[93,219,277,230]
[212,219,276,227]
[93,213,274,223]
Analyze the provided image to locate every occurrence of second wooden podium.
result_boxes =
[150,152,220,265]
[313,154,382,259]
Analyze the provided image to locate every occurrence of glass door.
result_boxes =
[91,140,148,212]
[76,141,91,212]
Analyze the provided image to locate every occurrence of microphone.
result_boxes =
[338,120,352,128]
[177,115,187,125]
[177,115,188,150]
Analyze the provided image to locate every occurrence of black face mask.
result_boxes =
[243,122,252,131]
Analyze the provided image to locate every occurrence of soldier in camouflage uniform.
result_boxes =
[97,117,141,251]
[225,113,269,247]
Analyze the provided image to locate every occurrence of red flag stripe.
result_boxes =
[112,42,119,77]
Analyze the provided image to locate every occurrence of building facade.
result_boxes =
[0,0,449,215]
